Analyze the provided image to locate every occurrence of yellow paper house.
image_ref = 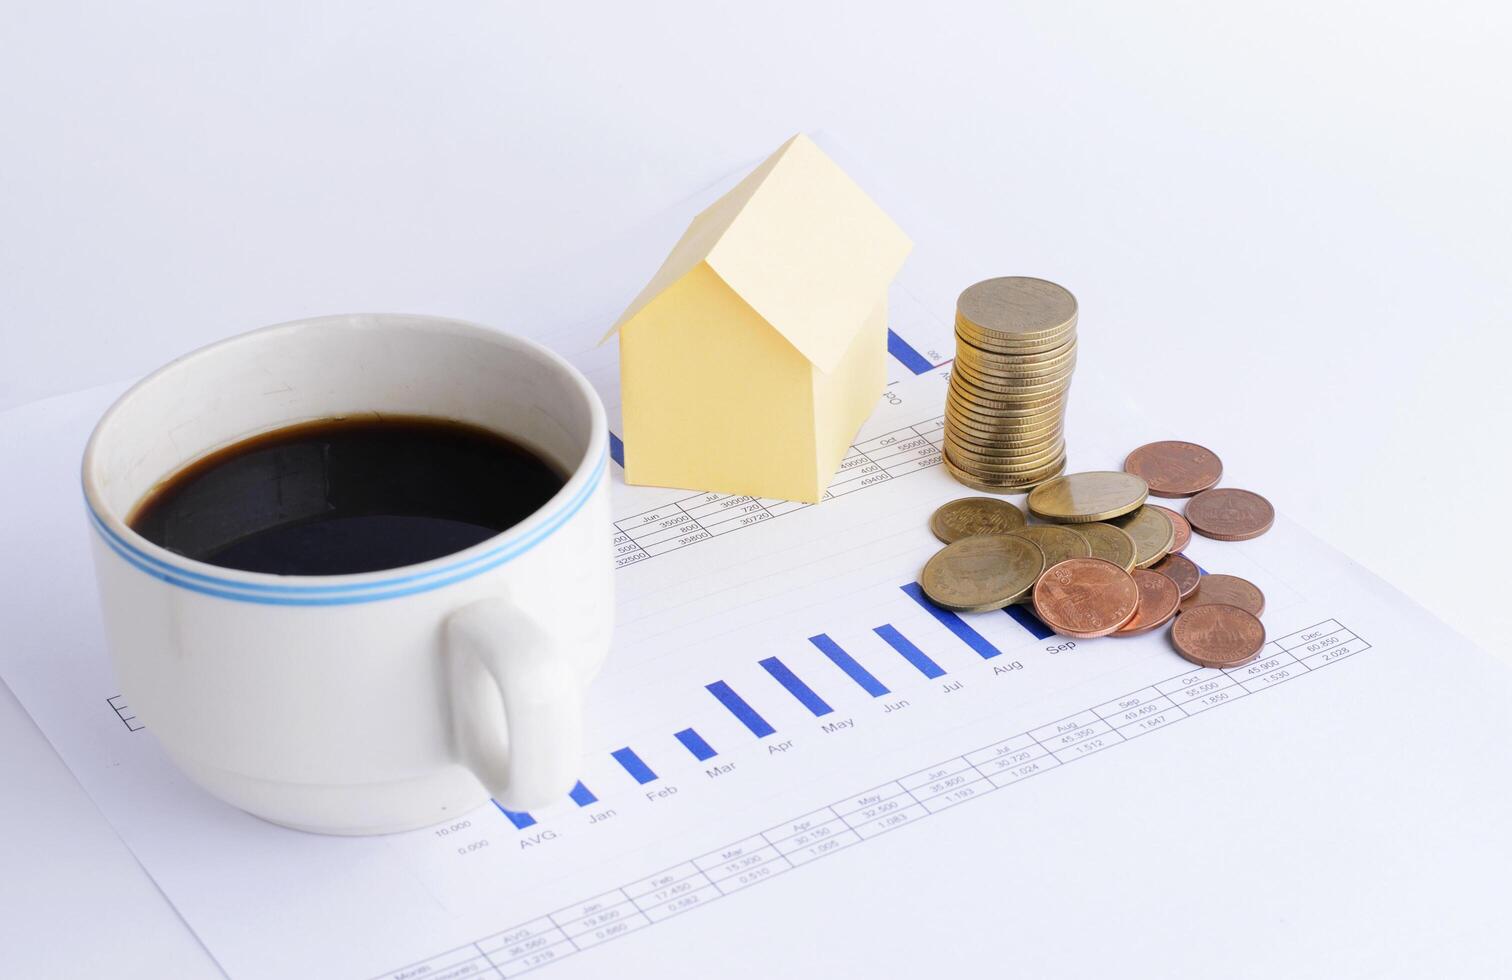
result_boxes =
[606,134,912,503]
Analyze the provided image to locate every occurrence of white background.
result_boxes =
[2,2,1510,975]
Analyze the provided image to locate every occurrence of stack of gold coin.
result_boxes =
[943,277,1077,493]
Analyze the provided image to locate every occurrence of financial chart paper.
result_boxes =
[2,338,1511,979]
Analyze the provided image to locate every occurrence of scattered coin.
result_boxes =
[1122,441,1223,498]
[1182,573,1265,617]
[1149,553,1201,599]
[1108,505,1176,568]
[929,497,1027,543]
[921,534,1047,612]
[1031,557,1141,639]
[1068,521,1138,572]
[1147,504,1191,553]
[1114,569,1182,636]
[1008,525,1093,578]
[1185,488,1275,541]
[929,413,1275,663]
[1027,471,1148,523]
[1172,604,1265,668]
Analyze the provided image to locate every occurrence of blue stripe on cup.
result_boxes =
[85,450,607,605]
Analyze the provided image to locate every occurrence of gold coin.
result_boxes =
[945,404,1065,438]
[920,534,1046,612]
[952,360,1075,393]
[1108,505,1176,568]
[944,437,1066,473]
[943,449,1066,492]
[946,441,1065,467]
[956,312,1075,340]
[950,362,1071,394]
[946,422,1064,453]
[947,392,1061,416]
[1008,524,1093,572]
[949,417,1065,445]
[947,451,1069,479]
[946,421,1065,450]
[955,362,1076,399]
[948,369,1068,402]
[951,364,1076,397]
[956,277,1078,342]
[955,339,1078,372]
[955,329,1076,359]
[943,447,1065,483]
[947,427,1065,456]
[1027,471,1149,523]
[1068,522,1138,572]
[947,388,1068,420]
[955,325,1075,357]
[954,340,1078,376]
[929,497,1027,543]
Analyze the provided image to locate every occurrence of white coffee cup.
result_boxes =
[82,314,612,835]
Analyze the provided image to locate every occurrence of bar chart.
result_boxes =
[491,571,1276,840]
[496,579,1056,826]
[391,614,1371,980]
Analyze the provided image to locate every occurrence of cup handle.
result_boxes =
[446,597,582,812]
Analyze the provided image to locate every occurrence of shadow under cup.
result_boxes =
[81,314,613,835]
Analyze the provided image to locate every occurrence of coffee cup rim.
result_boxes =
[81,313,608,606]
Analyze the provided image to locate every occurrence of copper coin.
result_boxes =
[1149,553,1201,599]
[1185,488,1274,541]
[1114,569,1182,636]
[1123,441,1223,498]
[1148,504,1191,553]
[1182,573,1264,617]
[1172,604,1265,668]
[1031,557,1140,639]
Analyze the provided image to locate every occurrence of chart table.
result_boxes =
[375,618,1371,980]
[611,415,948,568]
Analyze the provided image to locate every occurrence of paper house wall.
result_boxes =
[604,134,913,503]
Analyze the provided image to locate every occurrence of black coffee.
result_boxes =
[129,417,566,575]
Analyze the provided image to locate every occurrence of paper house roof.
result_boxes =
[605,134,912,374]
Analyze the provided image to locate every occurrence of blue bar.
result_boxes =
[1003,605,1055,640]
[759,656,833,717]
[706,681,776,737]
[901,582,1002,659]
[608,432,625,468]
[611,747,658,785]
[808,634,890,697]
[493,799,536,829]
[1197,563,1208,575]
[873,624,945,679]
[569,781,597,807]
[887,328,933,375]
[675,727,718,761]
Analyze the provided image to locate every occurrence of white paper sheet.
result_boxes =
[2,327,1510,978]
